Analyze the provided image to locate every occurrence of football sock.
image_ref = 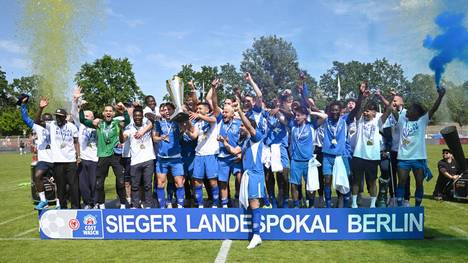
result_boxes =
[157,187,166,208]
[415,187,424,206]
[195,185,203,207]
[252,208,260,235]
[176,187,185,208]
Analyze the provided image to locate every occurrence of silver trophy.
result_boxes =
[166,75,189,122]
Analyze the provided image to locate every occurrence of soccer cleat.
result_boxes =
[198,205,204,208]
[99,203,106,209]
[120,204,126,209]
[247,234,262,249]
[351,203,358,208]
[83,205,91,209]
[34,201,49,210]
[222,204,228,208]
[167,203,173,209]
[212,205,218,208]
[263,204,272,209]
[177,204,183,208]
[403,200,410,207]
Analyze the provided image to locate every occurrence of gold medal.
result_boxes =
[87,143,93,148]
[140,144,145,150]
[60,143,66,149]
[402,138,410,146]
[366,140,374,146]
[331,139,337,145]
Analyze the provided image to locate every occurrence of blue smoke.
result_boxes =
[423,11,468,87]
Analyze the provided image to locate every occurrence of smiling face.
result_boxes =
[133,110,143,126]
[196,104,209,115]
[55,114,66,126]
[243,96,254,111]
[84,110,94,120]
[328,104,341,121]
[392,95,404,110]
[362,109,376,121]
[102,106,115,122]
[294,111,307,125]
[222,105,234,123]
[145,96,156,110]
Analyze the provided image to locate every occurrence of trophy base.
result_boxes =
[170,112,190,123]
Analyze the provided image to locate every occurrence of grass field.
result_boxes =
[0,144,467,262]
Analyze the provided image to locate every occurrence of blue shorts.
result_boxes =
[322,153,350,176]
[156,157,184,177]
[398,159,426,171]
[280,145,290,169]
[36,161,53,171]
[193,155,218,180]
[182,154,195,178]
[217,156,242,182]
[247,170,266,199]
[289,160,308,185]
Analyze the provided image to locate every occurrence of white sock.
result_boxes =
[370,197,377,208]
[39,191,46,202]
[56,198,60,207]
[352,195,358,206]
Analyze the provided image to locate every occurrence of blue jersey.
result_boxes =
[289,120,315,161]
[241,126,264,174]
[155,119,182,158]
[264,113,288,147]
[217,114,241,158]
[322,115,349,156]
[246,106,268,136]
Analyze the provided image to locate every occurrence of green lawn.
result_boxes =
[0,144,467,262]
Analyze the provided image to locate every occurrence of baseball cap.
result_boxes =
[54,108,67,116]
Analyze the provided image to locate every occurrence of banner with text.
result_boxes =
[39,207,424,240]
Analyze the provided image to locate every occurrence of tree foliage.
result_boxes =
[446,82,468,127]
[240,35,306,101]
[74,55,144,115]
[319,59,409,105]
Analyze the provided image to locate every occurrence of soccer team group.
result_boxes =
[20,72,445,248]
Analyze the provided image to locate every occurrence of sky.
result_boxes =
[0,0,467,99]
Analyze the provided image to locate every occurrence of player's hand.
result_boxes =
[211,79,220,88]
[72,86,83,102]
[134,130,144,139]
[437,86,446,97]
[189,111,199,121]
[116,102,126,113]
[161,134,169,142]
[39,97,49,109]
[244,72,252,82]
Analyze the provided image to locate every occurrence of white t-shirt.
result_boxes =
[194,119,219,156]
[77,123,98,162]
[32,124,53,163]
[124,123,155,165]
[384,108,406,152]
[397,112,429,160]
[47,121,79,163]
[353,113,383,160]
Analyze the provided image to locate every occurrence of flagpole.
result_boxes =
[337,75,341,101]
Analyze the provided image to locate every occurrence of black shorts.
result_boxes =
[36,161,54,171]
[352,157,379,184]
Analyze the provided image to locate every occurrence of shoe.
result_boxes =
[99,204,106,209]
[83,205,91,209]
[247,234,262,249]
[351,203,358,208]
[403,200,410,207]
[198,205,204,208]
[167,203,173,209]
[212,205,218,208]
[55,205,61,210]
[177,204,183,208]
[35,201,49,210]
[120,204,126,209]
[263,204,272,209]
[222,204,228,208]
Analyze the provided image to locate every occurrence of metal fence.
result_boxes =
[0,136,33,153]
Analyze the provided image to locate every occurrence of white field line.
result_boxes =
[0,212,36,226]
[214,239,232,263]
[14,227,38,237]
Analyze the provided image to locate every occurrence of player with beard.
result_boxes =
[36,97,80,209]
[321,83,367,208]
[185,80,221,208]
[119,106,155,208]
[395,87,445,207]
[70,87,98,209]
[19,96,54,210]
[80,102,131,209]
[152,102,186,208]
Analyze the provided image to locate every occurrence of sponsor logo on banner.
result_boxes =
[39,208,424,240]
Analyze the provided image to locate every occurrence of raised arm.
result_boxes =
[375,89,390,107]
[210,79,221,116]
[245,72,263,108]
[235,97,256,137]
[34,97,49,126]
[428,87,446,119]
[20,101,34,128]
[347,82,368,124]
[80,108,98,128]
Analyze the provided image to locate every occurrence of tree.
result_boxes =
[446,82,468,127]
[0,66,12,108]
[74,55,144,115]
[407,73,450,124]
[240,35,304,101]
[318,59,409,105]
